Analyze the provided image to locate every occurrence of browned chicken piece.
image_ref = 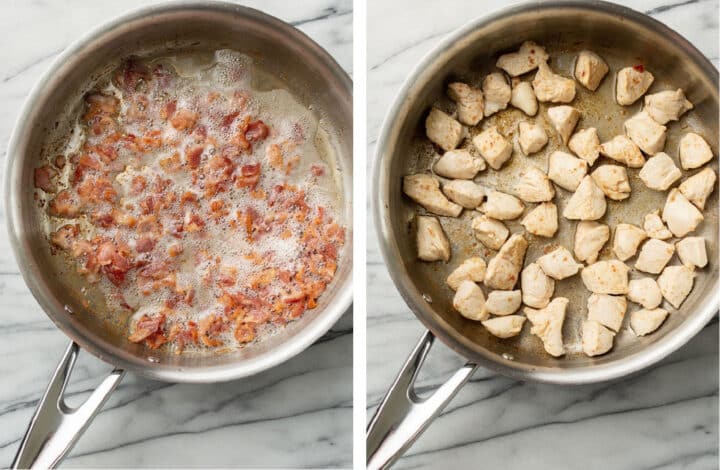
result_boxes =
[582,320,615,357]
[616,66,654,105]
[521,202,558,237]
[581,260,629,295]
[425,107,464,151]
[574,221,610,264]
[591,165,631,201]
[624,110,667,155]
[403,174,463,217]
[473,126,512,170]
[416,215,451,262]
[525,297,568,357]
[471,215,509,250]
[599,135,645,168]
[574,50,609,91]
[447,82,484,126]
[518,121,547,155]
[496,41,549,76]
[547,105,580,144]
[548,151,588,191]
[563,176,606,221]
[482,73,512,117]
[657,264,695,309]
[644,89,693,124]
[679,132,714,170]
[678,167,716,211]
[510,80,538,116]
[662,189,703,237]
[433,149,485,179]
[447,257,487,291]
[532,62,576,103]
[613,223,647,261]
[485,234,528,290]
[639,152,681,191]
[568,127,601,165]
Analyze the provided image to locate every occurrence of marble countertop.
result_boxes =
[0,0,352,468]
[367,1,718,469]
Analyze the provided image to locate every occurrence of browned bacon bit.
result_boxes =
[633,64,645,72]
[266,144,283,169]
[128,313,166,343]
[135,237,155,253]
[34,165,57,193]
[49,191,80,218]
[50,225,79,250]
[221,111,241,127]
[185,145,204,169]
[114,58,149,93]
[310,164,325,177]
[234,321,256,343]
[170,109,198,131]
[245,120,269,142]
[160,100,177,120]
[236,163,261,188]
[199,314,225,347]
[54,155,66,169]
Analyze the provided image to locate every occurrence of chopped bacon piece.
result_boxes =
[221,111,241,127]
[234,321,256,343]
[50,225,79,250]
[266,144,283,169]
[135,237,155,253]
[184,145,204,169]
[199,314,224,347]
[310,164,325,177]
[236,163,261,188]
[34,165,57,193]
[114,59,149,93]
[160,100,177,120]
[49,191,80,218]
[170,109,198,131]
[245,120,269,142]
[128,312,166,343]
[54,155,66,169]
[139,261,170,280]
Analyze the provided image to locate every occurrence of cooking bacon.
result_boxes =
[34,165,57,193]
[245,120,269,142]
[50,225,79,251]
[128,312,165,343]
[170,109,198,131]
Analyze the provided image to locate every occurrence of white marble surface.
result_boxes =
[0,1,352,468]
[367,1,718,469]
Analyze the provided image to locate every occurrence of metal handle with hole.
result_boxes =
[366,330,478,470]
[12,341,125,469]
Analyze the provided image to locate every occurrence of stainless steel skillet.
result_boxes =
[5,2,352,468]
[368,2,718,468]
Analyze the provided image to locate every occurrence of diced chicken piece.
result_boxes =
[639,152,681,191]
[453,280,487,321]
[521,202,558,237]
[662,189,703,237]
[473,126,512,170]
[582,320,615,357]
[676,237,707,268]
[563,176,606,220]
[631,308,669,336]
[536,246,582,280]
[591,165,631,201]
[635,239,675,274]
[482,290,522,316]
[624,111,667,155]
[616,66,654,105]
[569,127,601,165]
[480,190,525,220]
[643,211,672,240]
[447,82,484,126]
[678,168,716,211]
[510,80,538,116]
[581,260,629,295]
[599,135,645,168]
[426,108,464,151]
[574,221,610,264]
[548,151,588,191]
[613,223,647,261]
[447,257,487,291]
[574,50,609,91]
[482,315,526,338]
[644,89,693,124]
[521,263,555,308]
[525,297,568,357]
[482,73,512,117]
[679,132,714,170]
[532,62,576,103]
[588,294,627,332]
[471,215,509,250]
[433,149,485,179]
[485,234,528,290]
[496,41,549,77]
[442,180,485,208]
[547,105,580,144]
[403,174,462,217]
[516,166,555,202]
[627,278,663,309]
[518,121,547,155]
[416,216,451,262]
[657,264,695,309]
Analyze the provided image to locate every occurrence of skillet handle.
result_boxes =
[366,330,478,470]
[12,341,125,469]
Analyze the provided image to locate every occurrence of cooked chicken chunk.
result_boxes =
[516,166,555,202]
[635,239,675,274]
[403,174,462,217]
[521,202,558,237]
[662,189,704,237]
[547,105,580,144]
[568,127,601,165]
[563,176,607,220]
[591,165,631,201]
[582,320,615,357]
[536,246,582,280]
[447,257,487,291]
[613,223,647,261]
[496,41,549,77]
[599,135,645,168]
[644,89,693,124]
[433,149,485,179]
[525,297,568,357]
[624,111,667,155]
[426,108,464,151]
[679,132,714,170]
[627,278,662,309]
[471,215,509,250]
[485,234,528,290]
[638,152,681,191]
[631,308,669,336]
[482,315,526,339]
[548,151,588,191]
[616,66,654,105]
[447,82,484,126]
[480,190,525,220]
[482,73,512,117]
[581,260,629,295]
[676,237,707,268]
[657,264,695,309]
[574,221,610,264]
[678,167,717,211]
[483,290,522,316]
[643,211,672,240]
[574,50,609,91]
[416,216,451,262]
[587,294,627,332]
[518,121,547,155]
[521,263,555,309]
[442,180,485,208]
[453,280,487,321]
[473,126,512,170]
[532,62,576,103]
[510,80,538,116]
